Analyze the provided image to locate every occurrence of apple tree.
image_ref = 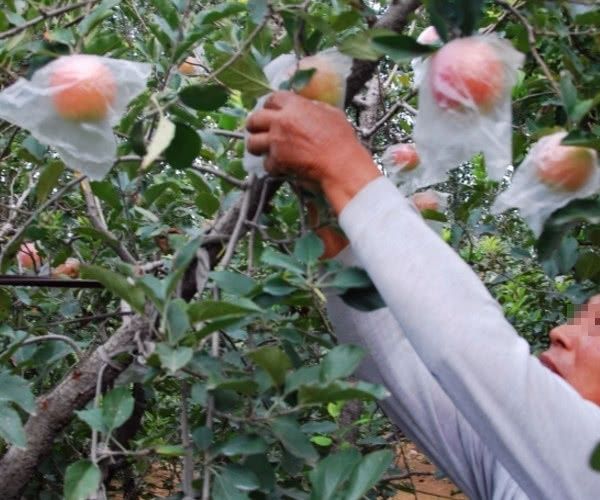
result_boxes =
[0,0,598,498]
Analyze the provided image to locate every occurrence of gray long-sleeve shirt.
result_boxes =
[326,176,600,499]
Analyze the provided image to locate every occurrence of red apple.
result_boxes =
[429,38,504,111]
[417,26,440,46]
[50,55,117,121]
[17,242,41,269]
[536,144,596,192]
[392,144,420,172]
[411,190,441,212]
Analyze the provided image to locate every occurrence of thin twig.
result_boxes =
[205,17,270,84]
[361,96,416,139]
[21,334,82,360]
[90,362,109,464]
[0,127,18,160]
[81,179,137,264]
[247,180,270,273]
[209,129,244,140]
[180,381,195,499]
[40,311,133,328]
[220,175,255,267]
[191,164,248,189]
[0,0,100,40]
[495,0,561,96]
[0,176,85,267]
[0,173,34,240]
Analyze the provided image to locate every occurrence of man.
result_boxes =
[247,92,600,499]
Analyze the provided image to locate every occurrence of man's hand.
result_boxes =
[306,199,349,259]
[246,91,381,214]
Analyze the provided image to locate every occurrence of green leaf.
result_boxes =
[210,270,257,296]
[372,34,436,63]
[141,116,176,169]
[103,386,134,432]
[424,0,484,40]
[339,29,391,61]
[263,276,296,296]
[298,380,389,405]
[0,403,26,448]
[36,161,64,203]
[165,236,203,297]
[156,344,193,373]
[327,267,372,289]
[165,122,201,169]
[189,299,260,322]
[78,0,120,35]
[212,471,250,500]
[222,463,260,491]
[195,191,220,217]
[213,378,259,396]
[155,444,186,456]
[422,209,448,222]
[243,454,276,493]
[294,232,324,264]
[320,345,365,383]
[166,299,190,342]
[340,285,385,312]
[179,84,229,111]
[75,408,106,433]
[220,434,268,456]
[590,442,600,471]
[261,248,304,274]
[560,70,578,117]
[192,426,213,450]
[575,251,600,282]
[343,450,393,500]
[129,120,146,156]
[186,170,213,194]
[248,346,292,386]
[150,0,179,29]
[80,265,146,313]
[0,288,11,320]
[137,275,167,306]
[562,130,600,151]
[271,416,319,463]
[21,135,47,161]
[0,372,36,414]
[281,68,316,92]
[196,3,246,25]
[206,47,270,99]
[64,460,101,500]
[172,236,203,271]
[310,435,332,446]
[90,180,122,211]
[248,0,269,23]
[309,449,361,500]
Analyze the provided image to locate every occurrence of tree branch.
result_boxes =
[345,0,422,106]
[0,0,100,40]
[0,315,150,499]
[495,0,561,96]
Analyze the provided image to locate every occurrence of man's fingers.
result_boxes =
[247,132,270,156]
[246,109,277,133]
[264,153,280,174]
[264,91,298,110]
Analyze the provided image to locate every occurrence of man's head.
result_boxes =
[539,295,600,405]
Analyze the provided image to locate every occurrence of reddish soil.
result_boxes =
[392,440,466,499]
[109,440,466,499]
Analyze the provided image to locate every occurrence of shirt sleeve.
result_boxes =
[327,247,520,499]
[337,176,600,500]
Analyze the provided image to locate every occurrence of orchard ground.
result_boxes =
[108,440,465,499]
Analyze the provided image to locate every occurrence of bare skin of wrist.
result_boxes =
[246,91,382,215]
[320,151,382,215]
